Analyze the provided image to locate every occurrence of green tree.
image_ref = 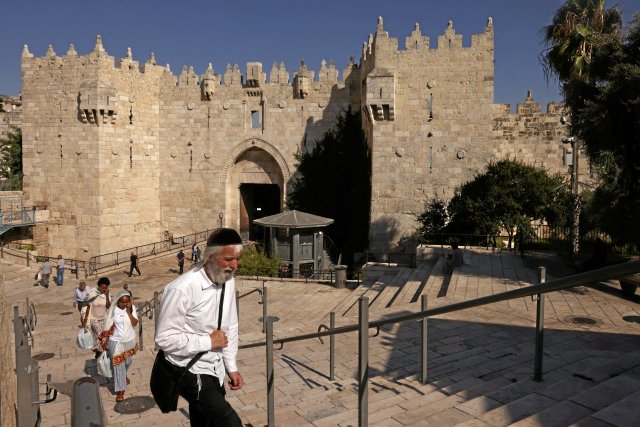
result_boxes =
[0,126,23,189]
[415,197,448,237]
[237,244,281,277]
[543,3,640,245]
[421,160,571,248]
[541,0,621,84]
[287,108,371,267]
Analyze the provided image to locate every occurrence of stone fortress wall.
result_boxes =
[15,16,583,258]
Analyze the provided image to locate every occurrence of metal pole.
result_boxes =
[571,140,580,255]
[534,267,546,382]
[26,250,30,267]
[329,311,336,381]
[138,314,144,351]
[358,297,369,427]
[421,294,428,384]
[266,319,275,427]
[262,284,268,334]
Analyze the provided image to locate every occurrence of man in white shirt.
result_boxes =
[155,228,244,426]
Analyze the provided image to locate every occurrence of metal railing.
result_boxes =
[237,260,640,427]
[87,230,213,275]
[362,251,417,268]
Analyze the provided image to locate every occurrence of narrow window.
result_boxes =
[251,110,260,128]
[429,93,433,120]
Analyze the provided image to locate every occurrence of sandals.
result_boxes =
[116,391,125,402]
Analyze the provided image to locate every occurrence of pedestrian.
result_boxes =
[194,245,201,263]
[55,254,65,286]
[444,242,464,275]
[177,249,185,274]
[73,281,90,323]
[40,258,52,288]
[128,251,141,277]
[100,289,138,402]
[81,277,111,358]
[156,228,244,426]
[191,243,196,262]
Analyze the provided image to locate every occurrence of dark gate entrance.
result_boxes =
[239,184,280,240]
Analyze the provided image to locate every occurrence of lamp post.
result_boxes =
[561,115,580,255]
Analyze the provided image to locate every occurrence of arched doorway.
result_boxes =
[225,140,289,240]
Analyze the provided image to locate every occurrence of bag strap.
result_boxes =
[178,282,227,372]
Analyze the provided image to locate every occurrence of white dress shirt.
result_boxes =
[155,267,239,385]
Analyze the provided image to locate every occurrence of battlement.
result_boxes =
[360,16,494,69]
[22,35,357,92]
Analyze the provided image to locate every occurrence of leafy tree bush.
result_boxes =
[417,159,572,248]
[0,126,22,189]
[542,1,640,246]
[287,107,371,267]
[237,244,281,277]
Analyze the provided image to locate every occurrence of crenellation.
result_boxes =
[438,21,464,49]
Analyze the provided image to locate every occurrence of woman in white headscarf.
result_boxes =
[100,289,138,402]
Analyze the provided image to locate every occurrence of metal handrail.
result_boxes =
[87,229,213,275]
[239,260,640,348]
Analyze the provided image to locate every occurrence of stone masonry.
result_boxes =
[16,16,586,259]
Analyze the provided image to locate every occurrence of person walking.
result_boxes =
[73,281,90,323]
[55,255,65,286]
[40,259,53,288]
[177,249,185,274]
[81,277,111,358]
[100,289,138,402]
[128,252,141,277]
[156,228,244,426]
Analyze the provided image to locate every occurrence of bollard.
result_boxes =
[421,294,428,384]
[534,266,546,382]
[26,250,30,266]
[71,377,106,427]
[358,297,369,427]
[329,311,336,381]
[334,265,347,288]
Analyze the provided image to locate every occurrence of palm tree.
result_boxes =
[541,0,621,84]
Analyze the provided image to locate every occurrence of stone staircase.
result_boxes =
[4,247,640,426]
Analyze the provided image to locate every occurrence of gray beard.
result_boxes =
[210,265,234,284]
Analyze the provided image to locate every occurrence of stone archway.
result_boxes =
[224,138,289,237]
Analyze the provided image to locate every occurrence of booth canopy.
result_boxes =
[253,210,334,229]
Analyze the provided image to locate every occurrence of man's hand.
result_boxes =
[209,330,228,349]
[228,371,243,390]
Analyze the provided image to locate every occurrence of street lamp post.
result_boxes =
[561,125,580,255]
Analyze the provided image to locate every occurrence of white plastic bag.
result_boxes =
[77,328,94,350]
[97,351,112,378]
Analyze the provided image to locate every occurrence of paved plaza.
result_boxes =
[3,247,640,426]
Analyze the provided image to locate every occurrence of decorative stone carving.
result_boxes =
[293,60,313,99]
[201,63,219,101]
[78,80,118,126]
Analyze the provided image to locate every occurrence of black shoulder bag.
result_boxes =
[150,283,226,413]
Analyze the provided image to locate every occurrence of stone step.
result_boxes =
[368,267,414,311]
[391,260,435,306]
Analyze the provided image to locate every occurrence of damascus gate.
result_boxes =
[16,17,580,259]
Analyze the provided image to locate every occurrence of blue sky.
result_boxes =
[1,0,639,110]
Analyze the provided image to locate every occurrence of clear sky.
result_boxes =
[1,0,638,110]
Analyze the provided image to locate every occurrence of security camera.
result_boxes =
[562,136,575,144]
[560,116,567,125]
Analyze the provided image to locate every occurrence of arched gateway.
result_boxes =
[223,138,291,240]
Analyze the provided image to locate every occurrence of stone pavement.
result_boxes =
[3,247,640,426]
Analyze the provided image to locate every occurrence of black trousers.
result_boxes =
[179,371,242,427]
